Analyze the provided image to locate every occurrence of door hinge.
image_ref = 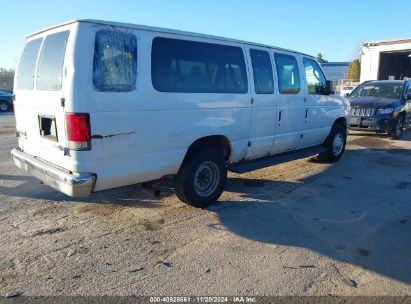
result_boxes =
[61,98,65,107]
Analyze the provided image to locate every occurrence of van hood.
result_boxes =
[348,97,399,108]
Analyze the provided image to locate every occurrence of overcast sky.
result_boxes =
[1,0,410,69]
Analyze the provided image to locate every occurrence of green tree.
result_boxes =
[346,59,361,81]
[316,53,328,63]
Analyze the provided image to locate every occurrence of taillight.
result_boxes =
[66,113,91,150]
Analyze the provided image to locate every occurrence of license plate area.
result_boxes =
[38,115,58,141]
[350,117,361,125]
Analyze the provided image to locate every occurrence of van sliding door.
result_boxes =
[244,46,277,159]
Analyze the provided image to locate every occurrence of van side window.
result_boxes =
[16,38,43,90]
[93,30,137,92]
[151,37,248,93]
[274,54,300,94]
[37,31,70,91]
[250,49,274,94]
[303,58,326,94]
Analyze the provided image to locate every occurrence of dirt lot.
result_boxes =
[1,112,411,296]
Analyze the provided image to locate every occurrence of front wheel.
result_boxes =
[320,124,347,163]
[174,149,227,208]
[390,115,404,140]
[0,101,11,112]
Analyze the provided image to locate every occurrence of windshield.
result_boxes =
[349,83,403,99]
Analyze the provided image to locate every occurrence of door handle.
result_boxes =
[305,108,308,119]
[278,110,282,122]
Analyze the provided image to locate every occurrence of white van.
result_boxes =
[11,20,350,207]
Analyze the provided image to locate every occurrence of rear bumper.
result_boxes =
[11,148,96,197]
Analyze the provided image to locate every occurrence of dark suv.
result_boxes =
[348,80,411,139]
[0,90,13,112]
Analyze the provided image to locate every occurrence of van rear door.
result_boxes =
[14,30,71,167]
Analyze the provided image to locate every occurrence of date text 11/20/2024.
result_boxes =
[149,296,257,303]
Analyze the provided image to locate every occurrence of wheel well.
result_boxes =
[333,117,347,131]
[183,135,232,163]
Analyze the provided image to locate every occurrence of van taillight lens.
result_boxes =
[66,113,91,150]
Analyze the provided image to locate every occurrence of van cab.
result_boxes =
[11,20,350,207]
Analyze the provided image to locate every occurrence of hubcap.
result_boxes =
[332,133,344,156]
[194,161,220,197]
[0,103,8,112]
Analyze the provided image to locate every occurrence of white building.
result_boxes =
[360,38,411,82]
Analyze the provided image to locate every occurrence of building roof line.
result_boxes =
[363,37,411,47]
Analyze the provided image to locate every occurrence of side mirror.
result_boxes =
[324,80,334,95]
[343,93,350,98]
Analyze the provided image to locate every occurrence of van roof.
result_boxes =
[28,19,315,59]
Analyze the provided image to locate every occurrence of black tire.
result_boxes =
[174,149,227,208]
[0,101,11,112]
[320,124,347,163]
[390,115,404,140]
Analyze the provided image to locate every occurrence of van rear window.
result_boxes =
[16,38,43,90]
[36,31,70,91]
[152,37,248,93]
[93,30,137,92]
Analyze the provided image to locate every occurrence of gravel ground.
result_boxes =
[1,112,411,297]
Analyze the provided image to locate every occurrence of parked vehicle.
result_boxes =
[348,80,411,139]
[11,20,350,207]
[0,90,13,112]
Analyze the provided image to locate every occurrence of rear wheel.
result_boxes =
[320,124,346,163]
[174,149,227,208]
[0,101,10,112]
[390,115,404,140]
